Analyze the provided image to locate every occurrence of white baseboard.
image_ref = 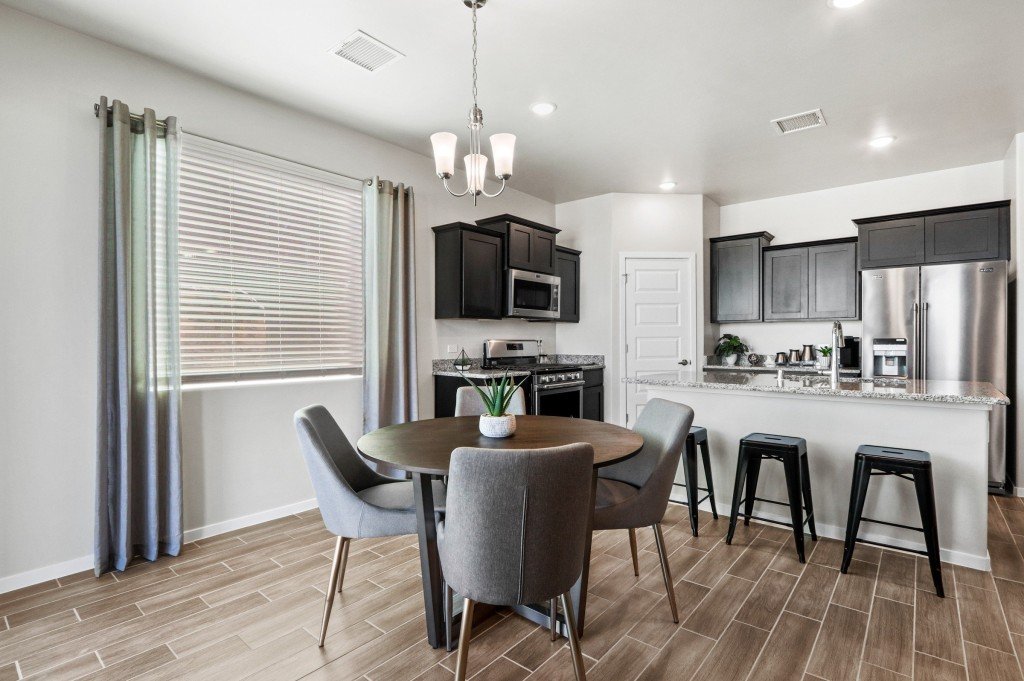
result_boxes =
[1014,486,1024,498]
[669,495,991,572]
[0,497,320,596]
[0,554,95,596]
[182,497,318,544]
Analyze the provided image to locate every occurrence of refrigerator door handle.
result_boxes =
[921,302,929,382]
[913,301,920,379]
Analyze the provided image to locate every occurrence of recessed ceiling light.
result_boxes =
[659,181,677,191]
[828,0,864,8]
[870,135,896,148]
[530,102,557,116]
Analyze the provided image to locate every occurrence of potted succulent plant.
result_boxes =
[714,334,749,366]
[459,370,529,438]
[817,345,833,369]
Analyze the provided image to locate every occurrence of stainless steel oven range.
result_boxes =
[482,339,583,417]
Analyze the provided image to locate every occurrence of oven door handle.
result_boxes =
[534,380,586,391]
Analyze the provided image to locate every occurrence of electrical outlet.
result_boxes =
[446,344,458,354]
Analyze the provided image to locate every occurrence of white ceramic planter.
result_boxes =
[724,354,738,366]
[479,414,517,438]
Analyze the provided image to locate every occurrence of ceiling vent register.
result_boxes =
[332,30,404,72]
[771,108,827,135]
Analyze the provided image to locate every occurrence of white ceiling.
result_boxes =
[7,0,1024,205]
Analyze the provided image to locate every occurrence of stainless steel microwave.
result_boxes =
[507,268,560,319]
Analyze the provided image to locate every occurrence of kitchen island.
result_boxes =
[626,370,1010,569]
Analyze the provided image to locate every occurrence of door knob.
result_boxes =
[678,360,690,366]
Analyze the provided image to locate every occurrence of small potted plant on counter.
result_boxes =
[817,346,833,369]
[458,370,529,438]
[714,334,749,366]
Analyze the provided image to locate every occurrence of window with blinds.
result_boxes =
[178,134,364,383]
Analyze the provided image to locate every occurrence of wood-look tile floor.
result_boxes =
[4,497,1024,681]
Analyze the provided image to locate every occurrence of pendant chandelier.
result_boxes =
[430,0,515,205]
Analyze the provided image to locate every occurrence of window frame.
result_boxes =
[177,133,366,385]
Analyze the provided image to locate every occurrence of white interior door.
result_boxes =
[622,255,696,426]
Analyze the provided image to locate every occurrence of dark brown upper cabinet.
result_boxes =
[857,217,925,269]
[710,232,774,322]
[763,239,859,322]
[555,246,581,323]
[477,214,560,275]
[432,222,504,319]
[808,241,859,319]
[763,247,808,320]
[855,201,1009,269]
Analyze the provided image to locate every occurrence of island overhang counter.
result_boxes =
[626,370,1010,570]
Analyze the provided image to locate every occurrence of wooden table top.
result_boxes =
[356,416,644,475]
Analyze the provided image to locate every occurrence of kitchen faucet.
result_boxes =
[831,320,845,386]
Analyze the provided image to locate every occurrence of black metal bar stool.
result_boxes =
[672,426,719,537]
[727,433,817,562]
[841,444,944,597]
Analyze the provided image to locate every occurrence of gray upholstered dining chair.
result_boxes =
[294,405,446,647]
[453,385,527,417]
[594,398,694,623]
[439,444,593,681]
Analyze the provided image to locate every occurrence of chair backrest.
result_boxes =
[293,405,388,537]
[599,398,694,524]
[454,386,527,417]
[439,444,594,606]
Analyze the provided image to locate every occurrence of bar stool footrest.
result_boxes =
[851,536,929,557]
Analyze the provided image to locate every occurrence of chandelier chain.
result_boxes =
[471,4,478,108]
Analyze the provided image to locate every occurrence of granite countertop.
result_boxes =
[704,363,861,376]
[625,370,1010,406]
[433,355,604,378]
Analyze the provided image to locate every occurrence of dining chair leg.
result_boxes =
[318,536,347,647]
[627,528,640,576]
[550,598,558,641]
[560,592,587,681]
[335,537,350,593]
[454,598,475,681]
[652,523,679,623]
[444,582,455,652]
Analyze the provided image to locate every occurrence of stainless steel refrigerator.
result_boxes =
[861,260,1009,491]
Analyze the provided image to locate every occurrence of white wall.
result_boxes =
[0,6,553,588]
[556,193,717,424]
[1005,135,1024,492]
[717,161,1007,356]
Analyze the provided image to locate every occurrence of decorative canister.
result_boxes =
[479,414,517,438]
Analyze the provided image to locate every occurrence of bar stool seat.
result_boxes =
[727,432,817,562]
[841,444,944,597]
[672,426,719,537]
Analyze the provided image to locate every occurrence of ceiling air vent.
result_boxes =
[771,109,827,135]
[332,30,404,72]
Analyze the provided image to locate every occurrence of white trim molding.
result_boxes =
[0,497,320,595]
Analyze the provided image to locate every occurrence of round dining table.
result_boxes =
[357,415,644,649]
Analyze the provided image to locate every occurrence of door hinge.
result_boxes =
[625,343,629,354]
[622,273,629,284]
[625,413,630,426]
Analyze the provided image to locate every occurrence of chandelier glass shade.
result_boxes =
[431,0,515,205]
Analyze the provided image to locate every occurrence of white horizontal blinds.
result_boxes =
[178,134,364,382]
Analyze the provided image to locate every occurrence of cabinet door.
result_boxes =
[582,385,604,421]
[763,248,808,320]
[530,229,557,274]
[461,231,503,318]
[556,250,580,322]
[858,218,925,269]
[711,238,761,321]
[924,208,1004,263]
[808,242,858,320]
[506,223,534,271]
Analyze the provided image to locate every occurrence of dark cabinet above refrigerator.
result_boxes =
[855,201,1009,270]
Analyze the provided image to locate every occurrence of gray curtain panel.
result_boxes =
[362,178,418,433]
[95,97,184,574]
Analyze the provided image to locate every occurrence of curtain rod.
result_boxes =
[94,102,372,186]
